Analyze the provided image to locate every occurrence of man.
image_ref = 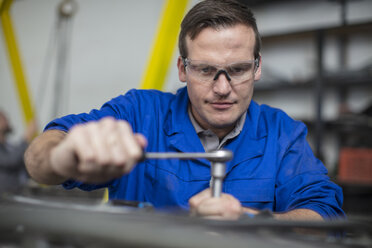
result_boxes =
[0,111,37,192]
[25,0,344,220]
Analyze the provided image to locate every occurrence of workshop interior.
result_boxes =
[1,0,372,247]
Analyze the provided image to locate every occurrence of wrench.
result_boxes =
[143,149,233,197]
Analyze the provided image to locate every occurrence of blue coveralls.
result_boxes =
[45,87,345,219]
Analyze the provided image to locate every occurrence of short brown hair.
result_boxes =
[178,0,261,60]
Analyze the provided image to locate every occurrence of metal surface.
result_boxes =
[145,149,233,197]
[1,194,371,248]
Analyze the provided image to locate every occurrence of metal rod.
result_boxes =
[315,30,324,159]
[211,162,225,197]
[144,149,233,162]
[143,149,233,197]
[145,152,211,160]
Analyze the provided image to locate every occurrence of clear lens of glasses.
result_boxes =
[184,59,257,85]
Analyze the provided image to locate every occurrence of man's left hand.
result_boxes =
[189,188,244,220]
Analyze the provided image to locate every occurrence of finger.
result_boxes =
[91,118,126,178]
[68,125,98,173]
[72,121,115,177]
[76,123,114,175]
[191,193,243,220]
[101,119,126,166]
[189,188,211,208]
[89,121,111,165]
[220,194,244,218]
[117,121,143,173]
[243,207,260,215]
[194,197,223,217]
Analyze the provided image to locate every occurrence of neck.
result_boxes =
[189,106,238,140]
[210,125,235,140]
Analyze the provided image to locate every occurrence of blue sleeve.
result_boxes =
[45,103,119,132]
[44,89,142,132]
[275,121,345,219]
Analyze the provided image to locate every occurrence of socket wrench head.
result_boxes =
[208,149,233,162]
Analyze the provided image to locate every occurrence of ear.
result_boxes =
[254,55,262,81]
[177,56,187,83]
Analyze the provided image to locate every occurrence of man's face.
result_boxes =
[177,24,261,137]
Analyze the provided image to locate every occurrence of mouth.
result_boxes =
[209,101,235,110]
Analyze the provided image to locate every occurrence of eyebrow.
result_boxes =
[188,59,256,65]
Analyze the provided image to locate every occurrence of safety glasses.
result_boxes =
[182,57,259,85]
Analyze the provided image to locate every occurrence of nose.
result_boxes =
[213,70,232,96]
[213,70,231,81]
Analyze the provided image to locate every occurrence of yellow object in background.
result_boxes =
[0,0,35,125]
[102,187,109,203]
[140,0,189,90]
[103,0,189,203]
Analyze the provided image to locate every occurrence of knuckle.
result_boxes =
[69,124,83,133]
[101,116,115,124]
[67,128,81,141]
[224,196,242,214]
[100,117,116,130]
[118,120,132,132]
[188,197,197,207]
[230,202,241,214]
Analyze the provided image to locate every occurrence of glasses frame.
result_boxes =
[182,57,259,85]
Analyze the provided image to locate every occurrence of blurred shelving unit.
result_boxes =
[240,0,372,159]
[257,20,372,157]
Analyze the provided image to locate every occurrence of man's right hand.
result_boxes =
[49,117,147,183]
